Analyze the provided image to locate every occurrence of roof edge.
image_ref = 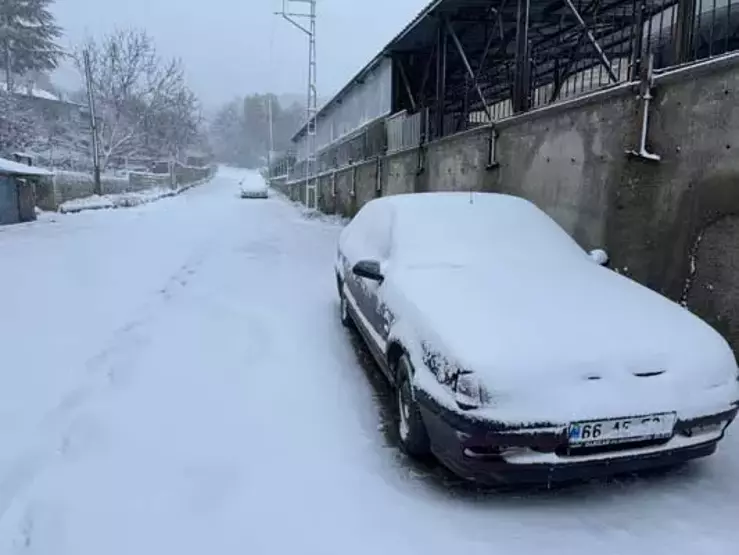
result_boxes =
[290,0,443,143]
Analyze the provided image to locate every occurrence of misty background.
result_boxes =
[52,1,426,107]
[1,0,429,171]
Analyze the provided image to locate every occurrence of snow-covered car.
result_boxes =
[335,192,739,485]
[240,178,269,199]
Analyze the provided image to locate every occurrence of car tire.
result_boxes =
[339,288,354,328]
[396,354,430,458]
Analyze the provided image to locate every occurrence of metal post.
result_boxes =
[267,94,274,180]
[435,23,447,139]
[674,0,696,64]
[463,73,470,129]
[629,0,646,80]
[476,6,503,78]
[626,53,660,162]
[513,0,531,113]
[83,49,101,196]
[550,33,587,102]
[418,42,436,108]
[441,27,447,135]
[397,57,417,111]
[446,19,493,123]
[276,0,318,210]
[376,157,382,194]
[563,0,619,83]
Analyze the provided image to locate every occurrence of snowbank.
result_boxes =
[57,169,216,214]
[59,187,177,214]
[270,185,350,226]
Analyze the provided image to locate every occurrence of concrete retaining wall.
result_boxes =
[276,54,739,351]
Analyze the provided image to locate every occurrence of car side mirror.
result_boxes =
[353,259,384,283]
[589,249,609,266]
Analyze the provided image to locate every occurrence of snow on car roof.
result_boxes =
[373,191,551,222]
[369,192,587,264]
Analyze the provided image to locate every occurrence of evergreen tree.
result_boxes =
[0,0,62,92]
[0,90,36,154]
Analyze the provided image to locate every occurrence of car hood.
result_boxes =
[383,259,739,421]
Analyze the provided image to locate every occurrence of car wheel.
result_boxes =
[339,289,354,328]
[396,355,430,458]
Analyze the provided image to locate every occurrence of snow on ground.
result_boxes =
[0,166,737,554]
[58,187,178,213]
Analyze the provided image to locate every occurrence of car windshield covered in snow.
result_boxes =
[384,193,588,267]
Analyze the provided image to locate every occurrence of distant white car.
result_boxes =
[335,192,739,485]
[240,178,268,199]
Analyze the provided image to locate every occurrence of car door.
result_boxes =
[341,202,394,358]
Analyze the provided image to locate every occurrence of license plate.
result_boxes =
[568,412,677,447]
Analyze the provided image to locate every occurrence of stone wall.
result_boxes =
[35,172,125,211]
[174,164,213,186]
[128,171,171,190]
[35,165,216,211]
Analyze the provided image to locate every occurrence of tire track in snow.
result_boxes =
[0,238,217,540]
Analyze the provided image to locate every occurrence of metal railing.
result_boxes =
[436,0,739,136]
[282,0,739,182]
[386,109,426,153]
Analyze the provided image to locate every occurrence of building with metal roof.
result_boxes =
[288,0,735,167]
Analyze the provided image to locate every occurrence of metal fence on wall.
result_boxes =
[283,118,388,183]
[431,0,739,138]
[269,152,295,179]
[277,0,739,183]
[386,109,427,153]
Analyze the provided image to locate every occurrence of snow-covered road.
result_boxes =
[0,167,737,554]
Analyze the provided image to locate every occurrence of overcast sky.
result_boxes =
[51,0,428,110]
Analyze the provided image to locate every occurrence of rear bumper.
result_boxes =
[416,390,738,486]
[241,190,268,199]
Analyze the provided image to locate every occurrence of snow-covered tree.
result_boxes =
[0,0,62,92]
[210,94,303,168]
[0,89,36,153]
[75,29,201,169]
[142,68,201,160]
[210,99,245,165]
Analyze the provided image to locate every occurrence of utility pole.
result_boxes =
[276,0,318,210]
[83,49,102,195]
[267,94,275,180]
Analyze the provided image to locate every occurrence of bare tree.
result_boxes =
[75,28,200,170]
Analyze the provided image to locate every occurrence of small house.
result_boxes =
[0,157,52,226]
